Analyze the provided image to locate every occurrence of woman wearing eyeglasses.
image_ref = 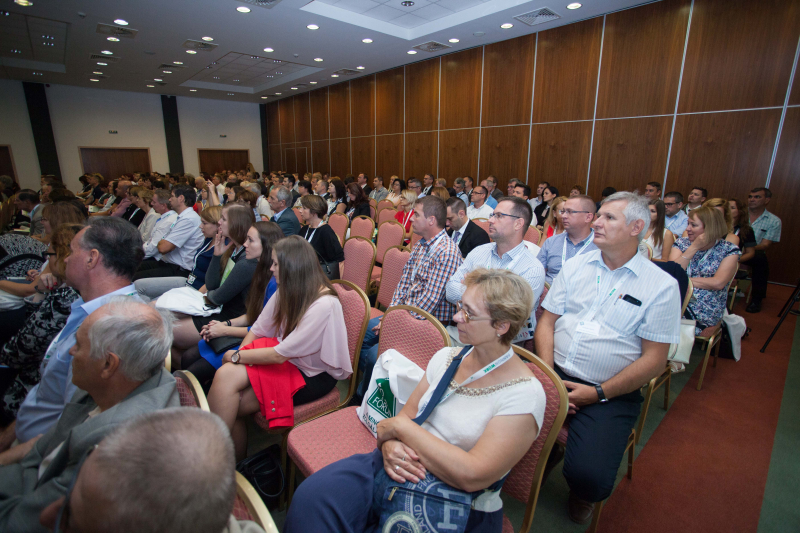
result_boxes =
[540,196,568,244]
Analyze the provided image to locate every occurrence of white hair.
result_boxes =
[601,191,650,242]
[88,296,173,381]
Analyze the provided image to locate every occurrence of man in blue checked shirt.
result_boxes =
[535,192,681,525]
[743,187,781,313]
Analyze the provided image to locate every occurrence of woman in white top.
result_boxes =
[384,176,405,207]
[285,268,546,533]
[134,188,159,243]
[643,199,674,260]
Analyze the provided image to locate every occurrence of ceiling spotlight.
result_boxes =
[401,1,414,6]
[500,23,514,29]
[213,76,220,79]
[236,6,250,13]
[567,3,582,9]
[212,61,218,64]
[331,74,339,77]
[362,38,373,44]
[227,93,234,95]
[261,96,268,99]
[407,50,417,54]
[202,36,214,41]
[93,71,103,75]
[97,62,108,66]
[186,50,197,54]
[163,70,174,74]
[356,66,365,70]
[233,79,240,82]
[15,0,33,6]
[173,61,183,65]
[309,81,317,84]
[264,47,274,52]
[114,19,128,25]
[314,57,323,62]
[449,38,459,43]
[154,78,163,81]
[32,72,42,75]
[11,49,21,54]
[275,92,282,95]
[147,84,155,87]
[189,89,197,92]
[101,50,113,55]
[291,87,298,90]
[107,37,120,42]
[89,78,99,82]
[42,35,54,39]
[307,24,319,30]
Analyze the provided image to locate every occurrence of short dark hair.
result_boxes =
[514,183,531,197]
[571,194,597,214]
[664,191,684,204]
[692,187,708,198]
[300,194,328,219]
[285,174,296,185]
[408,178,422,188]
[17,189,39,204]
[297,180,311,193]
[646,181,662,191]
[601,186,617,198]
[445,196,467,215]
[172,185,196,207]
[415,195,447,229]
[750,187,772,198]
[497,197,533,228]
[152,180,166,189]
[81,217,144,280]
[538,181,550,188]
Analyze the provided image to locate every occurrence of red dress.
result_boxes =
[395,209,414,234]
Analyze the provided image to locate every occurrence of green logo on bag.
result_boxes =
[368,378,396,419]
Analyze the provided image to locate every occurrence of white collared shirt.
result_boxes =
[157,208,205,270]
[467,203,494,220]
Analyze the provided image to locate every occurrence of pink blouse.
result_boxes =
[249,293,352,380]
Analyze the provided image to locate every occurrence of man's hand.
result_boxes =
[0,434,42,466]
[371,319,382,334]
[562,381,600,414]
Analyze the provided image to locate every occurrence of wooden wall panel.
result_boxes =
[266,102,281,145]
[588,117,672,199]
[352,136,375,177]
[376,134,403,179]
[439,129,479,182]
[479,126,530,192]
[404,132,437,182]
[533,17,603,123]
[528,121,592,190]
[283,147,297,174]
[81,148,151,178]
[482,35,535,127]
[405,59,439,133]
[666,109,781,201]
[268,145,282,171]
[311,140,330,175]
[679,0,800,113]
[293,93,311,143]
[791,78,800,105]
[329,82,350,139]
[596,0,690,118]
[376,67,404,135]
[295,142,311,176]
[440,48,483,130]
[330,138,351,178]
[310,88,329,141]
[278,98,295,144]
[765,107,800,284]
[351,75,376,137]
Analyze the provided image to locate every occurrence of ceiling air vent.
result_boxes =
[183,40,218,52]
[413,41,451,53]
[514,7,560,27]
[158,63,186,70]
[332,68,359,76]
[96,23,138,38]
[90,54,120,62]
[238,0,283,10]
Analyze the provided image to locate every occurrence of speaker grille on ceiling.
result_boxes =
[238,0,283,9]
[96,23,138,38]
[514,7,560,27]
[413,41,451,53]
[89,54,120,62]
[332,69,359,76]
[182,40,219,52]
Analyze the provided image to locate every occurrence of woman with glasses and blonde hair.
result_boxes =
[540,196,568,244]
[394,189,418,242]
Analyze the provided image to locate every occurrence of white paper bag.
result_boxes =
[722,309,746,362]
[668,318,696,365]
[356,349,424,437]
[155,286,222,317]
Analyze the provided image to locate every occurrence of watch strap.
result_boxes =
[595,384,608,403]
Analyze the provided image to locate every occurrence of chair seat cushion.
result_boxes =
[369,307,384,320]
[697,324,722,338]
[232,495,253,521]
[287,406,377,477]
[501,514,513,533]
[253,387,340,431]
[371,265,382,281]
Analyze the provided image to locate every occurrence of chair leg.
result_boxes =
[587,499,605,533]
[279,433,289,511]
[712,336,721,368]
[287,460,296,507]
[635,384,653,446]
[663,371,671,410]
[626,431,635,479]
[696,340,714,391]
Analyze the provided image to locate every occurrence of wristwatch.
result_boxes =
[231,350,240,364]
[595,385,608,403]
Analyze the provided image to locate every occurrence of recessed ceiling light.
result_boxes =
[227,93,234,95]
[154,78,163,81]
[42,35,54,39]
[107,37,120,42]
[186,50,197,54]
[190,89,197,92]
[309,81,317,84]
[314,57,323,62]
[11,49,21,54]
[32,72,42,76]
[261,96,268,99]
[567,3,582,9]
[164,70,174,74]
[500,23,514,29]
[114,19,128,25]
[173,61,183,65]
[307,24,319,30]
[97,62,108,66]
[147,84,155,87]
[356,66,365,70]
[213,76,220,79]
[89,78,99,82]
[264,47,274,52]
[101,50,113,55]
[275,92,282,95]
[93,71,103,75]
[449,38,459,43]
[14,0,33,6]
[202,36,214,41]
[331,74,339,77]
[401,1,414,6]
[233,79,240,82]
[362,38,373,44]
[407,50,417,54]
[236,6,250,13]
[291,87,298,90]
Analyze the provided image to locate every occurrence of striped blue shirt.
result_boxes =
[749,209,781,244]
[537,231,597,284]
[446,241,545,341]
[542,249,681,384]
[664,210,688,236]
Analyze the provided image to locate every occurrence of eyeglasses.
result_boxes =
[55,444,98,532]
[488,212,522,221]
[558,209,590,216]
[456,301,492,324]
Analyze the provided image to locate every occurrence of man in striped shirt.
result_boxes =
[536,192,681,524]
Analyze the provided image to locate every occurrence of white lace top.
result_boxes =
[416,347,546,452]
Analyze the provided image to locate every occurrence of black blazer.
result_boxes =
[274,208,301,237]
[362,184,373,197]
[348,202,371,220]
[534,202,550,226]
[298,224,344,263]
[448,219,490,258]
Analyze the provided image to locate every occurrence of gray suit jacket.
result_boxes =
[0,368,179,532]
[275,208,301,237]
[29,203,46,237]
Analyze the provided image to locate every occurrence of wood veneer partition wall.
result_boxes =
[265,0,800,283]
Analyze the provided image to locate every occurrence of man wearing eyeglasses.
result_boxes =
[466,186,494,220]
[662,191,688,236]
[407,178,423,197]
[536,196,598,284]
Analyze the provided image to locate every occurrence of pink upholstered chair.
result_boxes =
[233,471,280,532]
[409,232,423,250]
[371,246,411,319]
[174,370,209,411]
[472,218,490,235]
[524,225,541,246]
[370,221,405,289]
[327,212,349,246]
[292,207,302,221]
[369,204,376,219]
[341,236,376,293]
[349,215,375,241]
[286,305,450,503]
[500,346,568,533]
[377,207,398,227]
[377,199,394,215]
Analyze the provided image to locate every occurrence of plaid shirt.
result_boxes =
[390,229,463,323]
[749,209,781,244]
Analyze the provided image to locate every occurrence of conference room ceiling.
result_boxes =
[0,0,650,103]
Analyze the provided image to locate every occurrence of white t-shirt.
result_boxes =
[416,347,546,452]
[467,203,494,220]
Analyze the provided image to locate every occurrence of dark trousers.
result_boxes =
[555,366,643,503]
[133,258,190,281]
[741,250,769,301]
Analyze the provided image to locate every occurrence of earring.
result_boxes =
[497,333,501,338]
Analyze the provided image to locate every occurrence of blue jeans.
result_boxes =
[355,316,382,401]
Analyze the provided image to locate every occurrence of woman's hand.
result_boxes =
[25,269,39,282]
[37,273,59,292]
[381,439,426,484]
[213,230,232,257]
[221,349,237,365]
[201,320,227,341]
[690,232,710,251]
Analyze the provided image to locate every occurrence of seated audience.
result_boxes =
[533,185,559,226]
[452,177,469,206]
[357,173,372,197]
[419,174,434,197]
[142,189,177,259]
[467,185,494,220]
[643,199,674,260]
[314,178,330,200]
[429,186,450,202]
[83,174,106,205]
[208,236,352,459]
[369,176,389,202]
[394,189,418,242]
[536,191,680,524]
[133,188,158,241]
[512,182,532,204]
[236,189,260,220]
[0,297,177,531]
[702,198,740,247]
[644,181,662,201]
[407,178,423,199]
[326,179,347,218]
[480,179,499,208]
[541,196,568,241]
[485,175,503,203]
[569,184,584,197]
[293,180,312,208]
[13,190,43,236]
[597,186,616,212]
[729,198,756,267]
[669,206,740,332]
[537,195,597,284]
[663,191,688,236]
[384,177,405,207]
[345,182,371,221]
[445,196,490,258]
[298,195,344,265]
[446,197,544,342]
[286,269,545,532]
[506,178,521,197]
[267,186,300,237]
[284,175,300,205]
[685,187,707,212]
[530,181,549,211]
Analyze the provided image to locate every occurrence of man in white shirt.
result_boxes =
[663,191,688,236]
[142,189,177,259]
[213,176,226,200]
[530,181,548,211]
[536,192,680,524]
[134,185,204,280]
[644,181,661,201]
[249,183,273,220]
[463,176,475,204]
[466,186,494,220]
[452,178,469,206]
[684,187,707,212]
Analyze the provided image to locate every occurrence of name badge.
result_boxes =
[187,274,196,285]
[576,320,601,336]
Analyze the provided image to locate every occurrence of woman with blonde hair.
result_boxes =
[430,186,450,202]
[133,188,158,241]
[540,196,568,243]
[394,189,418,241]
[702,198,740,247]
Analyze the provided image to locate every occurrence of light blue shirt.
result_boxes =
[273,207,287,221]
[485,195,498,209]
[456,191,469,206]
[537,231,597,284]
[15,284,141,442]
[664,210,688,237]
[542,249,681,384]
[749,209,781,244]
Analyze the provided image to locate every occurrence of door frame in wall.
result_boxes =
[78,147,153,174]
[197,149,251,174]
[0,145,19,184]
[284,146,308,174]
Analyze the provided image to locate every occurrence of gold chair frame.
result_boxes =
[235,471,280,533]
[173,370,210,411]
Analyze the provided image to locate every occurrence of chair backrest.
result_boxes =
[173,370,210,411]
[331,280,371,402]
[534,283,550,323]
[378,208,398,227]
[327,213,349,246]
[409,232,423,249]
[349,215,375,241]
[164,350,171,373]
[234,471,280,532]
[375,221,405,264]
[292,207,303,221]
[370,204,376,219]
[369,198,377,208]
[377,305,451,369]
[472,218,490,235]
[341,236,376,293]
[524,225,541,246]
[375,246,411,309]
[638,241,654,260]
[377,199,394,214]
[502,346,569,533]
[683,278,693,315]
